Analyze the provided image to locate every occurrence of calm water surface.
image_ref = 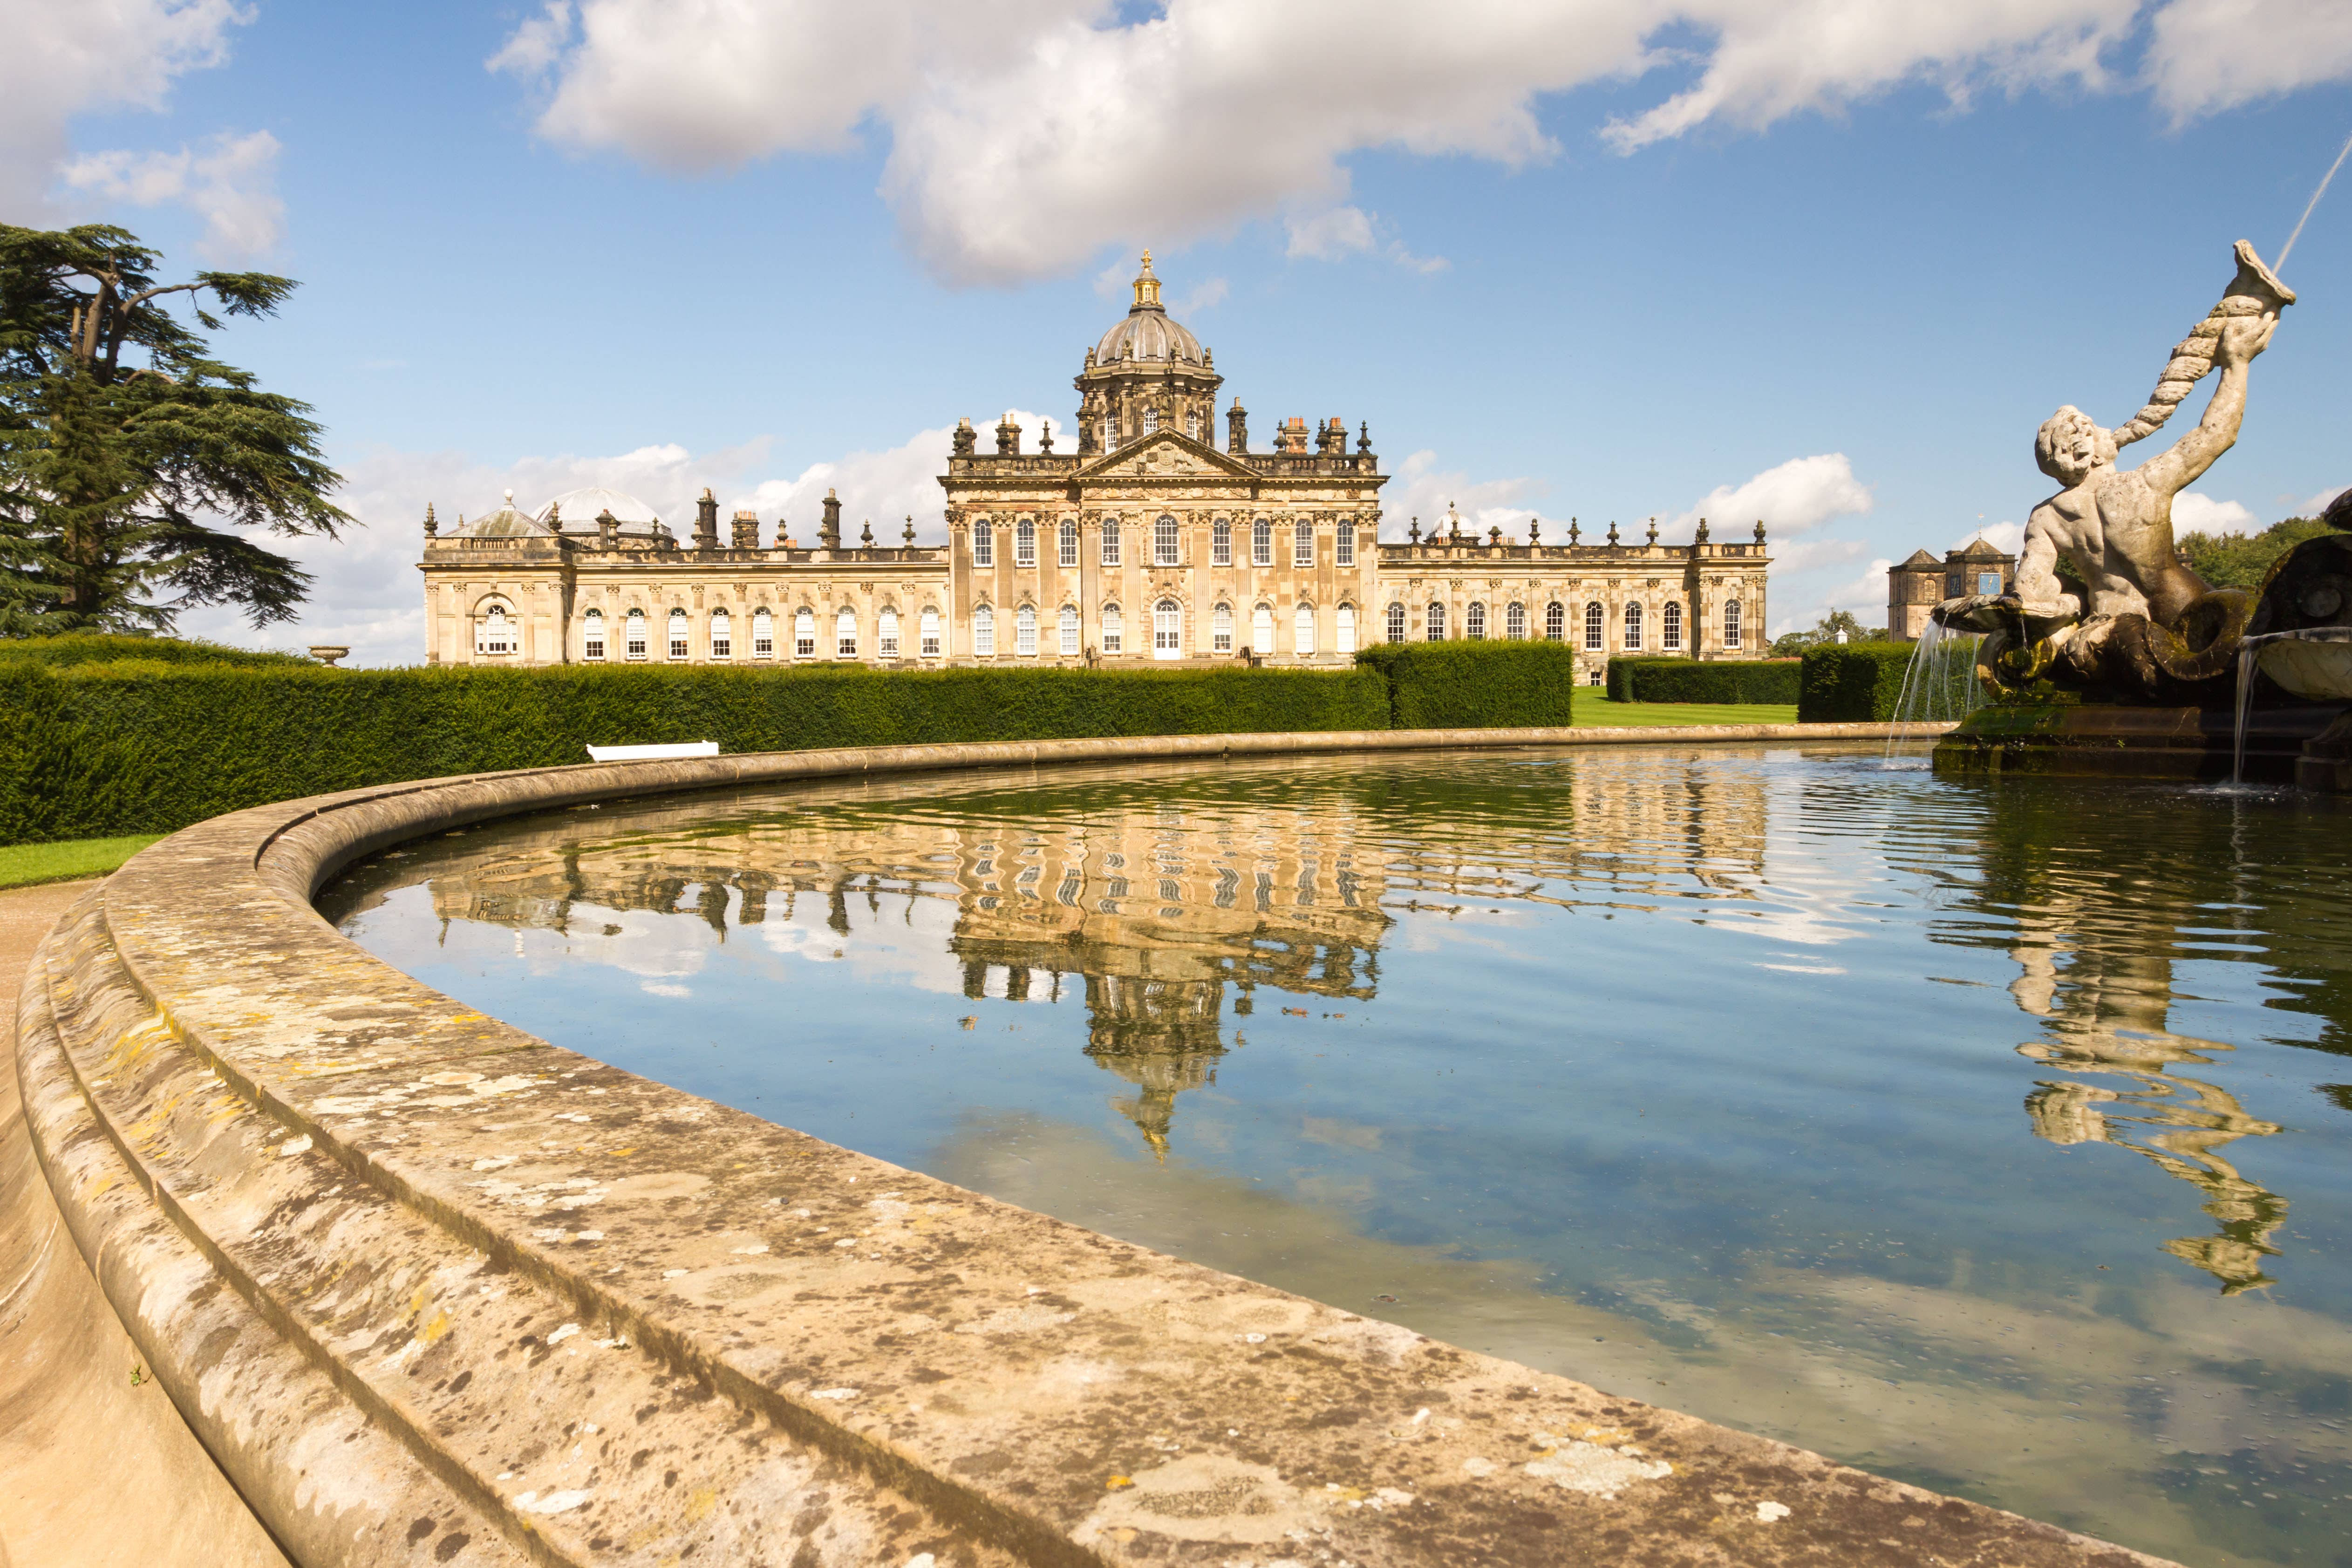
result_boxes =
[322,744,2352,1568]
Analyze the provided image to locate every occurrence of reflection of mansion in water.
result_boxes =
[419,254,1772,677]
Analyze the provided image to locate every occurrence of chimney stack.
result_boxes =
[731,509,760,550]
[820,488,843,551]
[695,487,719,550]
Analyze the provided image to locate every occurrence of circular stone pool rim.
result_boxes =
[15,721,2176,1568]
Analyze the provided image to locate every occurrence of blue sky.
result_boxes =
[8,0,2351,663]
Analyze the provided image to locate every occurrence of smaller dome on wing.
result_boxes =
[538,485,662,535]
[459,489,553,539]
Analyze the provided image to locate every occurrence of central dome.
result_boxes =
[1092,251,1204,366]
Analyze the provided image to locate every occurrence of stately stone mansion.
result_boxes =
[419,255,1772,675]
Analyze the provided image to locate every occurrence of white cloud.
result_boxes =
[1171,276,1228,315]
[1382,449,1542,542]
[484,0,2351,285]
[0,0,250,222]
[1664,451,1873,541]
[2145,0,2352,120]
[2171,490,2256,536]
[59,129,284,261]
[1955,520,2026,553]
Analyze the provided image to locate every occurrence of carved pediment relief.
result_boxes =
[1075,430,1256,484]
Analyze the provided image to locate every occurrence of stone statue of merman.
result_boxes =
[1938,241,2296,699]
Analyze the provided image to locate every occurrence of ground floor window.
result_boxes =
[1587,667,1603,685]
[1252,603,1274,654]
[1662,600,1682,651]
[1583,602,1603,650]
[752,608,773,657]
[1154,598,1181,654]
[1724,599,1743,648]
[1336,604,1356,654]
[1623,602,1643,651]
[795,608,816,657]
[1060,605,1080,655]
[879,608,900,658]
[626,609,648,659]
[1426,602,1445,641]
[837,608,857,657]
[974,605,995,655]
[1506,602,1527,640]
[1102,603,1123,654]
[1213,603,1233,652]
[709,608,731,660]
[1466,602,1486,641]
[1294,603,1316,656]
[1386,602,1406,643]
[921,607,941,655]
[1545,601,1564,641]
[582,608,605,660]
[477,605,512,656]
[668,608,689,660]
[1016,604,1038,656]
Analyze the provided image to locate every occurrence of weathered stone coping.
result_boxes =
[19,719,2179,1568]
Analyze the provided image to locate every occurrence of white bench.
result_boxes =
[584,741,721,763]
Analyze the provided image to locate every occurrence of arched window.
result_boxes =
[972,520,994,567]
[1583,602,1603,650]
[879,608,900,658]
[1252,603,1274,654]
[973,605,995,656]
[1015,518,1036,567]
[1386,602,1407,643]
[794,608,815,658]
[668,608,689,660]
[582,607,605,661]
[1101,518,1121,566]
[1336,604,1356,654]
[626,608,648,659]
[835,607,858,657]
[1212,518,1232,566]
[1293,518,1314,567]
[1426,602,1446,641]
[1142,404,1159,435]
[920,606,941,656]
[1251,518,1272,566]
[1059,604,1080,655]
[1186,409,1200,441]
[1623,602,1644,651]
[1101,603,1124,654]
[1058,517,1078,567]
[1544,602,1564,642]
[1213,603,1234,652]
[1016,604,1037,656]
[709,608,732,659]
[1724,599,1743,648]
[477,603,512,656]
[1336,526,1356,567]
[752,608,774,658]
[1154,598,1181,656]
[1155,514,1179,566]
[1506,602,1527,640]
[1662,600,1683,651]
[1466,602,1486,641]
[1294,603,1316,655]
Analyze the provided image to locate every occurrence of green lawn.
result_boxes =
[0,835,167,891]
[1576,698,1800,727]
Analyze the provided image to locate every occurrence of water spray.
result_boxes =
[2277,128,2352,271]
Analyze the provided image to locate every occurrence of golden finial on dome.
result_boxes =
[1133,249,1161,309]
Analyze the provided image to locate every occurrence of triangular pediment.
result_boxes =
[1074,430,1257,483]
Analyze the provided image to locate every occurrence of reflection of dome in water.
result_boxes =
[1091,252,1205,366]
[1082,971,1227,1162]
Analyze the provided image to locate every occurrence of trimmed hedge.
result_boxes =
[0,661,1396,846]
[0,633,307,668]
[1604,657,1800,704]
[1796,642,1919,722]
[1351,641,1580,730]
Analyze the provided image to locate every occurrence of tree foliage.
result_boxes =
[1769,609,1885,659]
[2180,516,2333,591]
[0,223,348,635]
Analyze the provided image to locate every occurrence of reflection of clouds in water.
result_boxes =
[641,981,692,998]
[758,892,970,997]
[548,901,711,983]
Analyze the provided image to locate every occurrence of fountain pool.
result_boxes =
[322,742,2352,1568]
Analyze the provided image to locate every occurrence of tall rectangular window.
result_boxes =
[1583,602,1603,650]
[1211,518,1231,566]
[1213,603,1233,652]
[1059,518,1078,567]
[1059,605,1079,655]
[1385,602,1406,643]
[1101,518,1121,566]
[1336,527,1355,567]
[1544,602,1563,641]
[1155,515,1179,566]
[583,610,606,661]
[1251,519,1271,566]
[879,609,900,658]
[921,606,941,655]
[1016,605,1037,655]
[668,609,689,660]
[974,606,994,655]
[709,609,732,660]
[1662,601,1682,650]
[752,608,774,657]
[1101,604,1123,654]
[1293,520,1313,567]
[973,520,993,567]
[837,608,858,657]
[1724,599,1742,648]
[1015,518,1036,566]
[795,608,816,657]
